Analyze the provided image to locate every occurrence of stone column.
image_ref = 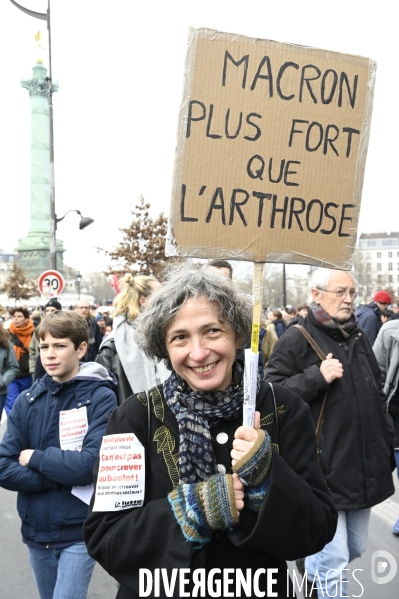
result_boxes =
[17,61,64,277]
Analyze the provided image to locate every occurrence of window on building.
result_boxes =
[366,263,371,270]
[377,276,382,283]
[377,263,381,271]
[366,274,371,283]
[389,263,393,270]
[9,256,14,263]
[389,275,393,282]
[377,252,381,258]
[366,252,371,258]
[388,252,393,258]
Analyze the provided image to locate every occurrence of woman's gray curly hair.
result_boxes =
[135,264,253,370]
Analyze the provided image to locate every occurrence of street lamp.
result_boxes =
[9,1,94,271]
[75,271,82,300]
[56,210,94,232]
[53,210,94,270]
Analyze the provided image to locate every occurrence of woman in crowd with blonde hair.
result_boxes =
[96,273,169,404]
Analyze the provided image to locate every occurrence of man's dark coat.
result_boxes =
[265,310,394,511]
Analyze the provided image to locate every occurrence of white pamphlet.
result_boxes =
[92,433,145,512]
[243,348,258,427]
[59,407,88,451]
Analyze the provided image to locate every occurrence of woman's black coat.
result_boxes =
[84,381,337,598]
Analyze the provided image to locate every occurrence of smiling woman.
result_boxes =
[84,265,338,599]
[165,297,240,392]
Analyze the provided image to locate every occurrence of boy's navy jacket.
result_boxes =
[0,362,117,544]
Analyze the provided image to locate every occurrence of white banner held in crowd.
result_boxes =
[93,433,145,512]
[243,348,258,427]
[59,407,88,451]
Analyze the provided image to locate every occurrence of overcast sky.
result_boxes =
[0,0,397,275]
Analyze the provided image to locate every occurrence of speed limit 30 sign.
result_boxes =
[38,270,65,298]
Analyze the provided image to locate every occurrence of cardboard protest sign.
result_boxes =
[167,28,376,269]
[93,433,145,512]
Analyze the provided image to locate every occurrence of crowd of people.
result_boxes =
[0,263,398,599]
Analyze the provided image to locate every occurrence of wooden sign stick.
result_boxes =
[251,263,264,354]
[243,262,264,428]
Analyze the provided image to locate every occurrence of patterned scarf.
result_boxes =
[163,363,246,483]
[310,301,356,338]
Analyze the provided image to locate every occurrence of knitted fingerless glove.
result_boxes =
[245,477,271,512]
[232,428,272,487]
[168,473,239,546]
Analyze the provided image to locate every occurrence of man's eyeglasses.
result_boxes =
[77,306,90,310]
[318,288,358,299]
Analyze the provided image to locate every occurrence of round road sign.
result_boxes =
[38,270,65,298]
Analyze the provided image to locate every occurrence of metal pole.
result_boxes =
[47,0,57,270]
[282,263,287,307]
[9,1,56,270]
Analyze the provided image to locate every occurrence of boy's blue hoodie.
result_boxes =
[0,362,117,544]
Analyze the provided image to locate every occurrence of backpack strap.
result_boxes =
[293,324,327,361]
[267,382,279,439]
[293,324,328,462]
[10,333,28,354]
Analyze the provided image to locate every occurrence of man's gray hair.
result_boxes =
[308,268,334,298]
[135,264,252,370]
[308,268,357,301]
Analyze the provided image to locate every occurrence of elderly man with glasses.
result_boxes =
[265,268,395,599]
[75,300,103,362]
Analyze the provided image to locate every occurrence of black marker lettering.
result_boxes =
[321,69,338,104]
[343,127,360,158]
[250,55,273,97]
[276,62,299,100]
[284,160,300,186]
[338,73,358,108]
[288,119,309,147]
[306,199,324,232]
[206,104,222,139]
[244,113,262,141]
[338,204,355,237]
[299,64,321,104]
[270,195,288,229]
[229,189,249,226]
[321,202,338,234]
[305,122,323,152]
[268,158,285,184]
[323,124,340,156]
[253,192,272,227]
[225,109,243,139]
[288,197,306,230]
[206,188,226,225]
[186,101,206,138]
[247,155,265,180]
[222,51,249,89]
[180,184,198,222]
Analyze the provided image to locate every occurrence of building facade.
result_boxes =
[356,232,399,301]
[0,251,18,288]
